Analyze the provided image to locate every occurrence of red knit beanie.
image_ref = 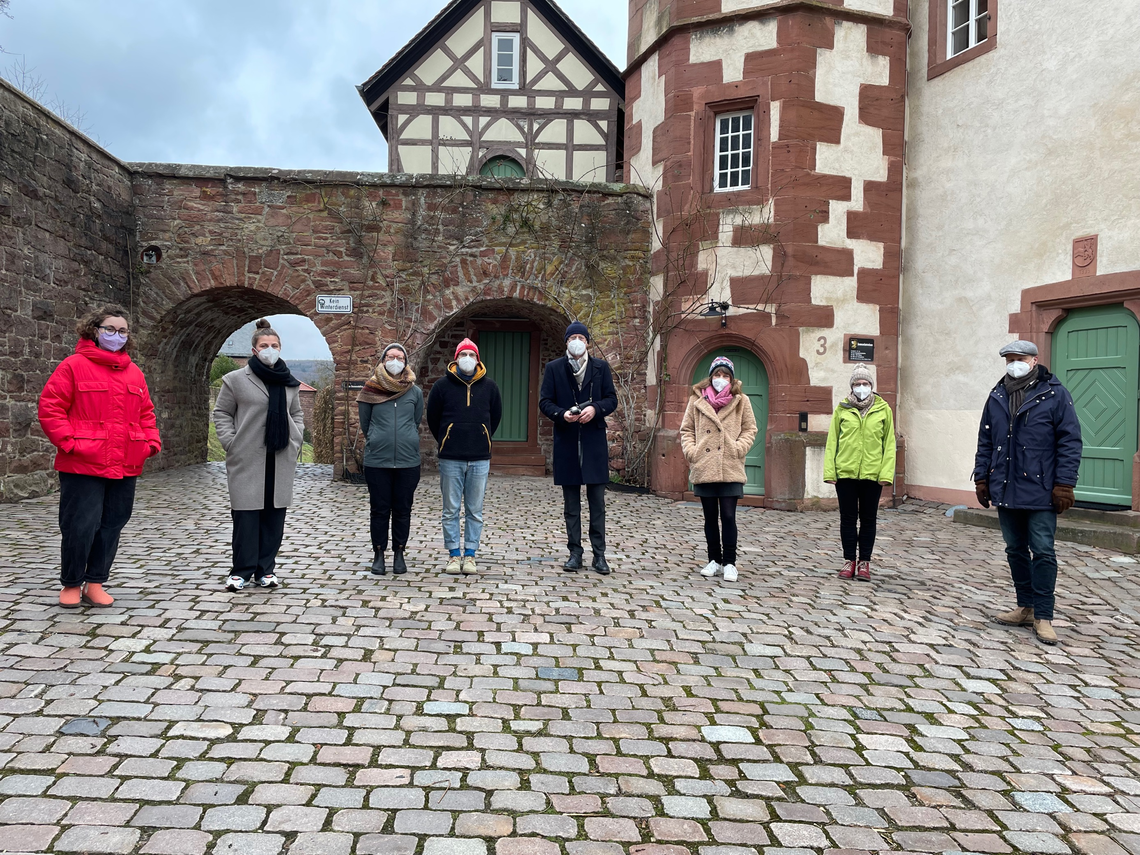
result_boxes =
[455,338,480,361]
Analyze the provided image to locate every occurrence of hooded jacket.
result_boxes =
[426,362,503,461]
[823,395,896,484]
[38,339,162,479]
[679,379,759,485]
[973,366,1083,510]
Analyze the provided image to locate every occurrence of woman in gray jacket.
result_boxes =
[357,343,424,576]
[214,319,305,592]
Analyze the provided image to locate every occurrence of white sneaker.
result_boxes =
[225,576,246,592]
[722,564,738,582]
[256,574,279,588]
[700,561,721,577]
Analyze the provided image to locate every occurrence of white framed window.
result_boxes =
[948,0,989,57]
[714,110,753,193]
[492,33,520,89]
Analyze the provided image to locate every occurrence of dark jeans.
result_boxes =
[58,472,137,587]
[564,483,606,558]
[835,479,883,561]
[364,465,421,551]
[231,507,288,581]
[701,496,739,565]
[997,508,1059,620]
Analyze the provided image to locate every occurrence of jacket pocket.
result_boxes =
[126,427,150,469]
[439,424,454,452]
[482,425,492,454]
[70,422,109,466]
[125,384,145,421]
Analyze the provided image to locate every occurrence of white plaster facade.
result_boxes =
[900,0,1140,503]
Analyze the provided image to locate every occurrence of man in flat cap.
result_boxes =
[973,340,1083,645]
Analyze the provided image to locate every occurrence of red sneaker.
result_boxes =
[838,560,856,579]
[856,561,871,582]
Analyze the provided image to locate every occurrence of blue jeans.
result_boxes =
[439,459,490,552]
[997,508,1059,620]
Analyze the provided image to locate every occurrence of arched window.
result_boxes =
[479,156,526,179]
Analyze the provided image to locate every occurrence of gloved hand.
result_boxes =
[975,480,991,508]
[1053,483,1075,514]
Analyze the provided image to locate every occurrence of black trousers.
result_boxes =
[231,450,287,581]
[231,507,287,581]
[835,478,883,561]
[701,496,739,565]
[564,483,606,558]
[364,465,421,551]
[58,472,137,587]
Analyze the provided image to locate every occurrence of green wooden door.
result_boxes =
[1052,305,1139,507]
[691,348,769,495]
[479,331,530,442]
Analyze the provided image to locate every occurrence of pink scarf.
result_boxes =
[702,383,733,412]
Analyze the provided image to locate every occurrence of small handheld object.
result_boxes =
[567,405,582,416]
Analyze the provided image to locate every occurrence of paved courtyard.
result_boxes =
[2,463,1139,855]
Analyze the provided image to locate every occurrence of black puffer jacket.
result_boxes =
[426,363,503,461]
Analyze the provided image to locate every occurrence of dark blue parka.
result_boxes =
[972,367,1083,510]
[539,355,618,486]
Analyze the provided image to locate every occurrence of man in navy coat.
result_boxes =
[539,322,618,575]
[973,339,1083,645]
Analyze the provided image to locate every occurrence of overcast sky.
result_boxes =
[1,0,628,357]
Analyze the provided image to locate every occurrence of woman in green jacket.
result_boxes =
[824,365,896,582]
[357,343,424,577]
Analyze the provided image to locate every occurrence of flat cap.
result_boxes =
[999,340,1038,357]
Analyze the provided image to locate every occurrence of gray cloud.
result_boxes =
[2,0,628,169]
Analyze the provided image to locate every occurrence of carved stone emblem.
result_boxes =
[1073,235,1098,278]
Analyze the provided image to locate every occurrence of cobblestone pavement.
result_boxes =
[2,463,1140,855]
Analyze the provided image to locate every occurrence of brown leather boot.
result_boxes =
[82,583,114,607]
[994,606,1034,627]
[1034,619,1059,645]
[59,587,82,609]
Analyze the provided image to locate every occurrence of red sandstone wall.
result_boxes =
[0,80,136,502]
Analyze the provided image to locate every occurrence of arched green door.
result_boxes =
[691,348,769,495]
[479,156,525,178]
[1052,305,1140,508]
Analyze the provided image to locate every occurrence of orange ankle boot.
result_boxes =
[82,583,114,607]
[59,587,82,609]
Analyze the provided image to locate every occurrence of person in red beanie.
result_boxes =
[38,305,161,608]
[426,338,502,575]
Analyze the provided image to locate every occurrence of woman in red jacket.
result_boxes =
[38,305,161,608]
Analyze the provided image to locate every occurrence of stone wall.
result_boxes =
[0,79,135,502]
[126,166,653,482]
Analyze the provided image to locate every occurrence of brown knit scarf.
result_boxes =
[846,387,876,414]
[1003,366,1039,416]
[356,362,416,405]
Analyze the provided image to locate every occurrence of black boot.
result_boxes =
[370,549,386,576]
[392,548,408,575]
[563,552,583,572]
[591,554,611,575]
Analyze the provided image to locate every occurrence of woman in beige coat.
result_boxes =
[680,356,758,582]
[213,319,304,592]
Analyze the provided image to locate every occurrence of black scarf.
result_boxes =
[247,356,300,453]
[1003,364,1043,417]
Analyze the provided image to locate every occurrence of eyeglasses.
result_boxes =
[98,326,130,337]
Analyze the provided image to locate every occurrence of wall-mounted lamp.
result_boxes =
[699,300,730,328]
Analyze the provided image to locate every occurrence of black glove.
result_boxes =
[975,480,991,509]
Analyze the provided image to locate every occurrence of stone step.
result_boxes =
[1065,506,1140,528]
[952,507,1140,554]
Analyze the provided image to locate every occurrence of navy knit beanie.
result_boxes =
[565,321,590,342]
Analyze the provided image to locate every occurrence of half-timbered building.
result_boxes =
[358,0,625,182]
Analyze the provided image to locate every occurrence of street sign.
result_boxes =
[317,295,353,314]
[848,337,875,363]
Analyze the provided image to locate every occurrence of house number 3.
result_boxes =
[816,336,827,355]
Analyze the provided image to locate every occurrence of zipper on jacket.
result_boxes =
[391,400,398,467]
[440,424,453,452]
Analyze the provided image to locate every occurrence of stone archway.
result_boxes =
[415,297,574,476]
[136,285,342,474]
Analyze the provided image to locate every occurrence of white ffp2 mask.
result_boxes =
[852,385,871,400]
[567,339,587,358]
[1006,360,1032,379]
[457,356,477,374]
[256,347,280,366]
